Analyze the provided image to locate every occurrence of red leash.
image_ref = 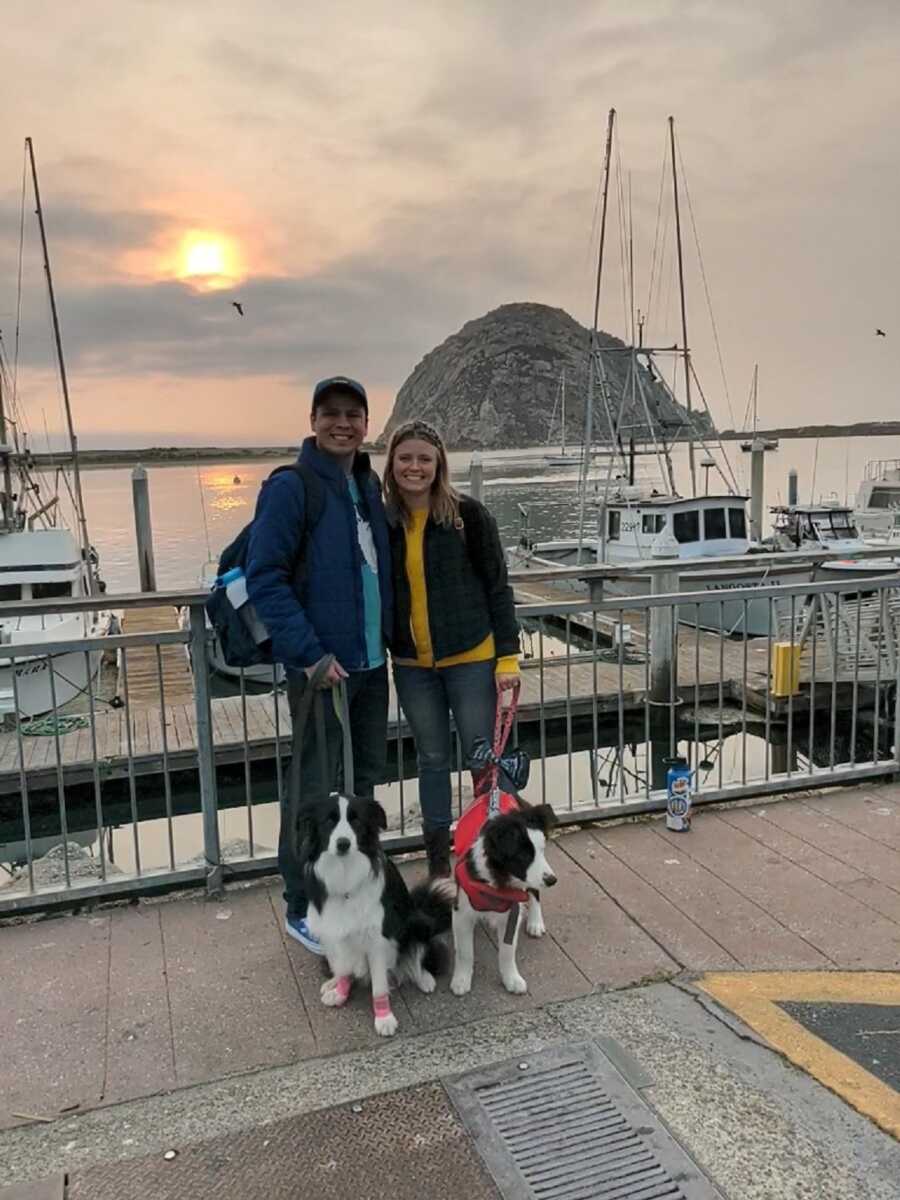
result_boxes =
[454,681,521,859]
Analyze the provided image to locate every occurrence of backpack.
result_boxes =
[204,463,326,668]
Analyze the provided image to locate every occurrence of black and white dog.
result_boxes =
[451,804,557,997]
[300,793,452,1037]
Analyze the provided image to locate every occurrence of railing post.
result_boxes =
[649,568,679,708]
[189,603,222,895]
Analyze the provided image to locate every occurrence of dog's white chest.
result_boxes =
[308,873,385,947]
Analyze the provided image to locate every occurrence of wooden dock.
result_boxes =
[0,634,769,796]
[117,606,194,706]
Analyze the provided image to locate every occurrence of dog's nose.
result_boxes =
[335,837,351,856]
[543,872,557,888]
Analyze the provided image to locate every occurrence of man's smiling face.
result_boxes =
[311,392,368,460]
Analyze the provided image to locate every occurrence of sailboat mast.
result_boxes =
[0,370,12,530]
[561,368,566,456]
[750,363,759,434]
[25,137,94,591]
[668,116,697,498]
[577,107,616,562]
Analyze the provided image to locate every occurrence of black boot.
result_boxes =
[422,825,452,879]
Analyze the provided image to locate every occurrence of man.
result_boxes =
[246,377,392,953]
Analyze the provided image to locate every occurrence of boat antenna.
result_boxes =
[577,107,616,563]
[25,137,95,592]
[668,116,698,498]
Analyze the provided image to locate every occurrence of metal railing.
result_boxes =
[0,570,898,916]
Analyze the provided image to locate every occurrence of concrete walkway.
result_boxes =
[2,784,899,1197]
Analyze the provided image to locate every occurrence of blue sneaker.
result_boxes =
[285,913,324,955]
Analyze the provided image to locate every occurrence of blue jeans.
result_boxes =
[281,663,388,917]
[393,659,497,831]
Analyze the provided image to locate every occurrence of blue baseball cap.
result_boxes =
[312,375,368,413]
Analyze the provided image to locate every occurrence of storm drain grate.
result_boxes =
[445,1041,723,1200]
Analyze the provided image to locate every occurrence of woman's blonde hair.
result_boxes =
[384,420,462,529]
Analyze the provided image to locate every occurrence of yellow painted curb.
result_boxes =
[698,972,900,1140]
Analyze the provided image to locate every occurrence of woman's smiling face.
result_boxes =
[392,438,439,500]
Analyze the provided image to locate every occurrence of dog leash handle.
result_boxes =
[334,677,354,796]
[488,681,520,817]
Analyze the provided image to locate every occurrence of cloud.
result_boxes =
[2,0,900,448]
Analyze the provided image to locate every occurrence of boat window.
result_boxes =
[673,510,700,543]
[728,508,747,538]
[703,508,727,540]
[607,510,621,541]
[830,513,857,537]
[0,585,20,602]
[31,581,72,600]
[869,489,897,509]
[642,514,665,534]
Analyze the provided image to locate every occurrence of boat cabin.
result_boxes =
[599,494,751,562]
[0,528,89,618]
[856,460,900,511]
[770,503,861,552]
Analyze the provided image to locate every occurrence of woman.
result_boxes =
[385,419,520,877]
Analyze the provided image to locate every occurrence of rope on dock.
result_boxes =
[20,714,91,737]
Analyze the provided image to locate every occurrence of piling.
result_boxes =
[649,567,680,709]
[468,452,484,503]
[788,468,799,507]
[131,465,157,591]
[741,436,779,542]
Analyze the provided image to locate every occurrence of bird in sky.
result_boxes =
[232,301,244,317]
[876,328,886,337]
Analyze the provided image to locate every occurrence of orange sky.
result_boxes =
[1,1,899,448]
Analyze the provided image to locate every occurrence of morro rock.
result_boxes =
[381,302,711,449]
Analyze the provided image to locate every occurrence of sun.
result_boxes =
[185,240,226,276]
[177,231,241,290]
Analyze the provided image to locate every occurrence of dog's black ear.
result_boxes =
[525,804,557,834]
[363,797,388,832]
[483,814,525,865]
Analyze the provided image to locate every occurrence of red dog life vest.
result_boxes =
[454,790,528,914]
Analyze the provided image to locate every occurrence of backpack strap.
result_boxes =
[266,462,327,598]
[268,462,326,531]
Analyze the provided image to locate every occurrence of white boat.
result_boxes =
[0,139,115,718]
[0,529,113,716]
[854,459,900,540]
[769,501,900,583]
[509,491,814,636]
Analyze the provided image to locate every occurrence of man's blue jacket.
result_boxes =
[246,437,393,671]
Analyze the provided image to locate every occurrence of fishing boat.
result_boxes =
[853,459,900,541]
[509,111,815,635]
[0,139,115,718]
[769,500,900,583]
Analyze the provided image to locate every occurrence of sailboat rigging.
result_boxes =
[0,139,114,718]
[507,111,826,636]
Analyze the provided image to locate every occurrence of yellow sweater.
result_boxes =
[398,509,519,674]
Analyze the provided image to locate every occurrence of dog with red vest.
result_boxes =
[449,687,558,997]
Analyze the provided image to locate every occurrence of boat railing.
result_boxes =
[1,571,899,916]
[864,458,900,482]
